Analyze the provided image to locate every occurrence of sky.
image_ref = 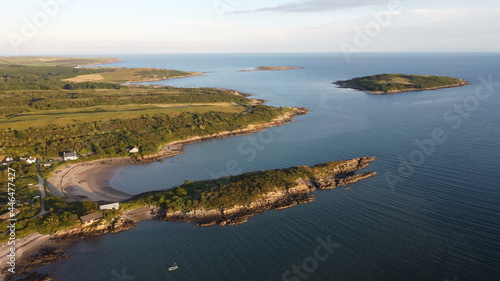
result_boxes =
[1,0,499,54]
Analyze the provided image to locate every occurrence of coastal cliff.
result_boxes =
[153,157,377,226]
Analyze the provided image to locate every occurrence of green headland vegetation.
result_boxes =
[334,73,467,94]
[0,57,307,242]
[0,57,296,160]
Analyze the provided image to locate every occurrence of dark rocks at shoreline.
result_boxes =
[4,247,65,281]
[8,272,53,281]
[52,218,136,243]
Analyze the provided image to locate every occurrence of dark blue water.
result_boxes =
[44,53,500,281]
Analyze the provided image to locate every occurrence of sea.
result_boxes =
[40,53,500,281]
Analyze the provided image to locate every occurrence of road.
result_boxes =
[32,174,49,217]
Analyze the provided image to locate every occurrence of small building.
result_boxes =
[40,162,52,167]
[19,156,37,164]
[63,151,79,161]
[126,146,139,154]
[99,203,120,210]
[26,156,37,164]
[79,211,103,226]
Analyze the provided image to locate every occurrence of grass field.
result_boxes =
[62,67,199,83]
[0,56,120,66]
[0,103,243,130]
[376,77,414,85]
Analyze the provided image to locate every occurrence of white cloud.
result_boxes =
[233,0,388,13]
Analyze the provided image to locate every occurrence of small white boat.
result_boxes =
[168,262,178,272]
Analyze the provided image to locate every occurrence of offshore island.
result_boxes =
[0,57,375,280]
[240,66,303,72]
[334,73,468,94]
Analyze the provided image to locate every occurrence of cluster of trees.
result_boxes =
[0,105,287,158]
[0,65,194,91]
[136,69,192,79]
[0,65,110,90]
[134,161,347,212]
[336,74,462,93]
[62,82,122,90]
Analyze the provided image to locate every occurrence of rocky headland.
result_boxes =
[154,157,377,226]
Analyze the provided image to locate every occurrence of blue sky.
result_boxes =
[1,0,499,54]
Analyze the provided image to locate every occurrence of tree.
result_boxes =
[82,200,98,214]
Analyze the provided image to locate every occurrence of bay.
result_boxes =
[43,53,500,281]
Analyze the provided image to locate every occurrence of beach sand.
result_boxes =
[48,163,131,202]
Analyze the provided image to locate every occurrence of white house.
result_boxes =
[126,146,139,154]
[4,156,13,162]
[63,151,79,161]
[26,156,37,164]
[99,203,120,210]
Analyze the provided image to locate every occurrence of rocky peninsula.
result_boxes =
[142,157,377,226]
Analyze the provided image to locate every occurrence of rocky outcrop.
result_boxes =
[52,217,135,242]
[158,157,377,227]
[6,248,66,280]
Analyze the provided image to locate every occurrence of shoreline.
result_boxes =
[123,71,204,84]
[1,207,151,280]
[48,107,309,202]
[5,158,376,279]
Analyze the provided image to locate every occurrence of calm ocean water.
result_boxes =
[42,53,500,281]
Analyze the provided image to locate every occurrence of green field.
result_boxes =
[0,56,120,66]
[335,73,467,93]
[0,103,243,130]
[63,68,198,83]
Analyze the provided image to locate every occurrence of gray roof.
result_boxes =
[79,211,103,223]
[64,152,77,157]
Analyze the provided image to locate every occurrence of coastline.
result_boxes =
[5,157,376,279]
[123,71,204,84]
[47,107,309,202]
[1,208,151,280]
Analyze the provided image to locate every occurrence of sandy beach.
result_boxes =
[48,163,132,203]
